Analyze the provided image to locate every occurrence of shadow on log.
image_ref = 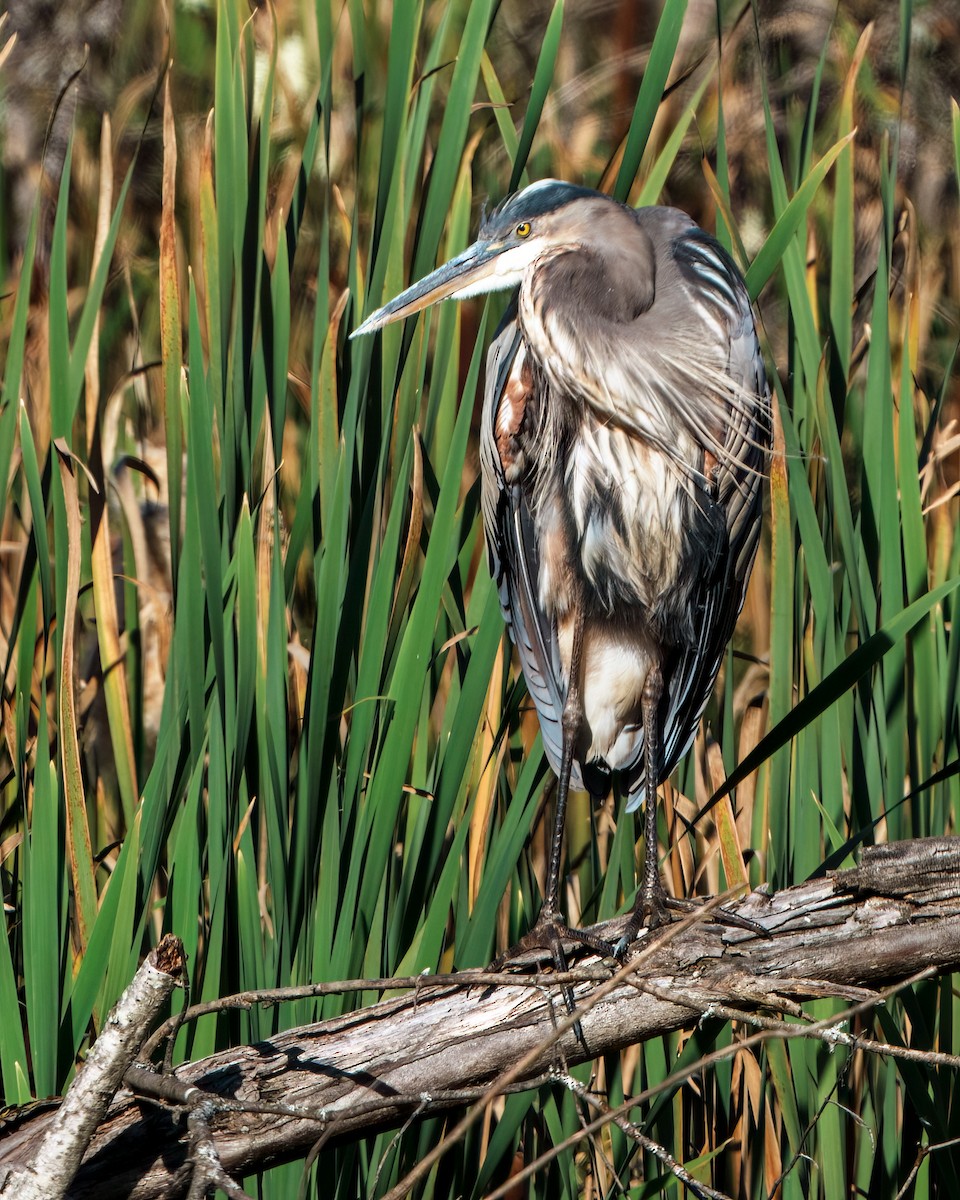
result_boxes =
[2,838,960,1199]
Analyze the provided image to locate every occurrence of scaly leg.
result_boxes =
[615,663,667,955]
[640,663,667,925]
[519,599,608,955]
[542,603,585,924]
[492,601,609,1049]
[615,663,765,954]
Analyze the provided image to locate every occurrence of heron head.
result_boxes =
[351,179,604,337]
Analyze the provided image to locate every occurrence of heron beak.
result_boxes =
[351,239,509,338]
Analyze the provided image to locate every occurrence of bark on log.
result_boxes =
[3,837,960,1199]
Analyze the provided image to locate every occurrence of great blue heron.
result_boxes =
[353,179,771,956]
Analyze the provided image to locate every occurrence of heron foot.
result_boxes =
[490,908,615,1049]
[613,877,670,958]
[491,907,612,973]
[664,895,768,937]
[614,885,767,958]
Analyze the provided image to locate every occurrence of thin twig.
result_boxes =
[386,961,943,1200]
[379,892,742,1200]
[636,976,960,1070]
[893,1136,960,1200]
[126,1062,548,1130]
[765,1044,852,1199]
[185,1099,252,1200]
[555,1072,735,1200]
[140,966,614,1059]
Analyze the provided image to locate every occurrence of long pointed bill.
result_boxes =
[351,239,513,338]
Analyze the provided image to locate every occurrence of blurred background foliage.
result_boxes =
[0,0,959,1195]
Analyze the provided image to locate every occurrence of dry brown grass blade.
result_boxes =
[198,110,217,367]
[707,739,748,890]
[56,440,98,952]
[468,641,503,908]
[159,69,184,586]
[0,16,16,73]
[86,114,138,825]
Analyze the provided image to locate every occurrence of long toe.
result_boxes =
[490,909,612,1051]
[665,895,769,938]
[614,876,671,958]
[615,890,767,958]
[493,908,614,972]
[494,909,570,973]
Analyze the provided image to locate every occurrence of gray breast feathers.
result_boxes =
[481,220,771,803]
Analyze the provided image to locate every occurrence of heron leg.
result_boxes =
[615,664,667,955]
[515,600,586,975]
[640,663,667,921]
[490,601,610,1045]
[614,665,765,954]
[534,599,608,957]
[542,604,585,921]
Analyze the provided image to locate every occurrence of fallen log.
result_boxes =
[2,837,960,1199]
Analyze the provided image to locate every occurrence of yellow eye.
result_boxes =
[515,221,532,238]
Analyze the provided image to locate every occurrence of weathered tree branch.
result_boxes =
[2,838,960,1199]
[0,934,185,1200]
